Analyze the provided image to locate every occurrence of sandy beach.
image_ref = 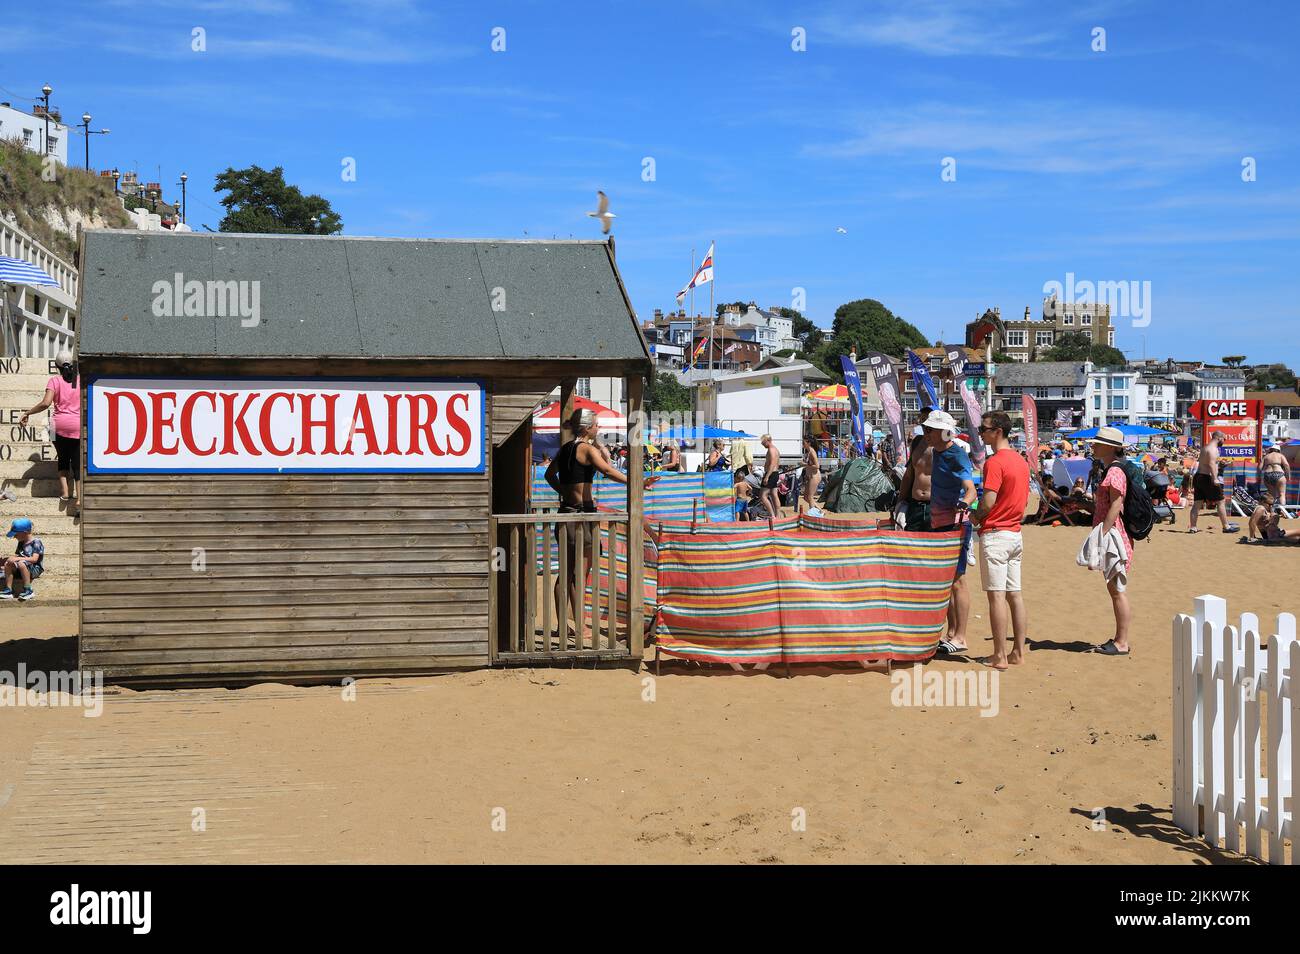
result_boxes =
[0,519,1294,864]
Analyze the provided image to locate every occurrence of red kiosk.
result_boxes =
[1188,398,1265,483]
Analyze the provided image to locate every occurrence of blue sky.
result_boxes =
[5,0,1298,367]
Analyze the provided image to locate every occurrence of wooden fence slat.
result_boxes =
[1291,641,1300,866]
[542,519,554,653]
[574,524,586,652]
[605,522,617,651]
[523,523,536,654]
[509,525,521,654]
[557,524,569,655]
[1222,624,1241,853]
[1244,614,1263,859]
[1267,635,1285,863]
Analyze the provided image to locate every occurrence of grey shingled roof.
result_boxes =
[993,361,1088,387]
[78,230,650,362]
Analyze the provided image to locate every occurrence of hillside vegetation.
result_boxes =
[0,137,130,262]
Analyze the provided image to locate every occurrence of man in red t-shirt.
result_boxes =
[972,410,1030,670]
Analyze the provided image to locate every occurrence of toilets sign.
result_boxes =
[88,378,486,474]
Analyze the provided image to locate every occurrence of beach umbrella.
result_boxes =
[0,255,59,287]
[532,396,626,432]
[805,383,849,403]
[656,425,755,441]
[1071,422,1168,440]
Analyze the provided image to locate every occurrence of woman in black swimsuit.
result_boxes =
[544,409,656,643]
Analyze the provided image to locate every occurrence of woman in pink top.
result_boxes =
[1088,427,1132,656]
[20,349,81,511]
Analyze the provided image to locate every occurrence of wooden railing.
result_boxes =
[492,510,633,659]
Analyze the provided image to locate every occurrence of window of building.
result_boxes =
[1082,313,1093,325]
[1006,330,1027,347]
[576,377,591,398]
[1092,379,1101,390]
[1062,313,1074,326]
[1110,376,1128,390]
[1005,386,1022,396]
[904,378,916,393]
[1094,395,1101,410]
[780,384,800,415]
[1109,395,1129,411]
[1004,396,1021,411]
[1061,387,1076,398]
[1081,329,1092,340]
[903,397,919,411]
[1108,328,1115,345]
[1035,331,1054,347]
[22,129,33,145]
[1035,387,1049,399]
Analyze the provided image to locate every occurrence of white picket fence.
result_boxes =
[1173,595,1297,863]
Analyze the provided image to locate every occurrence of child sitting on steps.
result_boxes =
[2,518,44,601]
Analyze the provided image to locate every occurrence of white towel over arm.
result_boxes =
[1076,524,1129,587]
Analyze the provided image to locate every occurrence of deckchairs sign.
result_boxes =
[88,378,486,474]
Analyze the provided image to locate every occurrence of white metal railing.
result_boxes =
[0,219,78,358]
[1172,595,1297,863]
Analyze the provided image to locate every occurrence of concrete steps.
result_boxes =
[0,360,81,603]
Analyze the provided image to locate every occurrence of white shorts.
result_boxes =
[979,530,1023,592]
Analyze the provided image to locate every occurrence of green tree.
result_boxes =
[821,298,928,374]
[1246,363,1297,391]
[644,371,692,417]
[214,165,342,234]
[1222,355,1247,368]
[1040,331,1125,367]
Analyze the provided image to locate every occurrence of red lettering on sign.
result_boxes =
[220,392,262,456]
[342,393,380,456]
[407,394,444,455]
[149,391,180,455]
[383,394,403,455]
[180,391,219,456]
[299,393,340,455]
[104,391,148,455]
[446,392,472,456]
[259,392,295,456]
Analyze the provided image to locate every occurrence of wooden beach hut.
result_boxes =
[75,230,651,684]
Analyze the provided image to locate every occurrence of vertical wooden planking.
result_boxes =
[509,524,521,653]
[1222,623,1241,853]
[1244,613,1263,859]
[523,522,536,653]
[574,523,587,651]
[1267,634,1285,863]
[557,524,569,653]
[488,517,499,664]
[1291,641,1300,866]
[542,518,554,653]
[588,522,599,650]
[1200,618,1221,845]
[626,375,646,658]
[605,521,617,651]
[1172,614,1190,834]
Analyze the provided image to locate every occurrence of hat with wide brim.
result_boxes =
[921,410,958,432]
[1086,425,1126,448]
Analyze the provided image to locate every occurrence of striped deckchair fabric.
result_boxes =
[702,470,736,522]
[531,465,727,521]
[654,525,963,665]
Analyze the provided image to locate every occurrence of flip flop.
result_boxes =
[1094,638,1130,656]
[937,638,967,655]
[1223,524,1240,533]
[1186,528,1201,534]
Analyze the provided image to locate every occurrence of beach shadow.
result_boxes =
[648,658,892,679]
[0,634,78,675]
[1025,637,1099,654]
[1068,804,1260,865]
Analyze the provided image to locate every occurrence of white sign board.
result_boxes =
[88,378,485,474]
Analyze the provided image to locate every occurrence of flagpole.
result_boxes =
[709,239,715,378]
[689,246,695,329]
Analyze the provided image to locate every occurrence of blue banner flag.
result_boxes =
[840,356,867,455]
[906,349,940,411]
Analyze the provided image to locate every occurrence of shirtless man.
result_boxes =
[898,407,936,531]
[759,434,783,519]
[1188,431,1239,533]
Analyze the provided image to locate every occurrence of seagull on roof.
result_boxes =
[587,191,616,234]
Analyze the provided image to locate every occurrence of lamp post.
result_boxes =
[79,113,109,171]
[177,173,188,224]
[40,84,52,155]
[111,168,120,194]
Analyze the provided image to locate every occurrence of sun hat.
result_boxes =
[6,517,33,538]
[1088,425,1126,448]
[921,410,958,432]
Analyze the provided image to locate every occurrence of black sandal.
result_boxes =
[1094,638,1129,656]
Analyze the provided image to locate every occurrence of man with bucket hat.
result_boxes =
[920,410,977,654]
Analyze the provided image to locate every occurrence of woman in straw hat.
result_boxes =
[1087,426,1133,656]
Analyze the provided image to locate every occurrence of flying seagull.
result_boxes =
[587,191,616,234]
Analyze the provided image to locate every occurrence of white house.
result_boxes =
[0,102,69,167]
[696,363,810,459]
[1133,375,1176,426]
[1084,367,1139,427]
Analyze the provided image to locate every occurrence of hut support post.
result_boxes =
[627,374,646,659]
